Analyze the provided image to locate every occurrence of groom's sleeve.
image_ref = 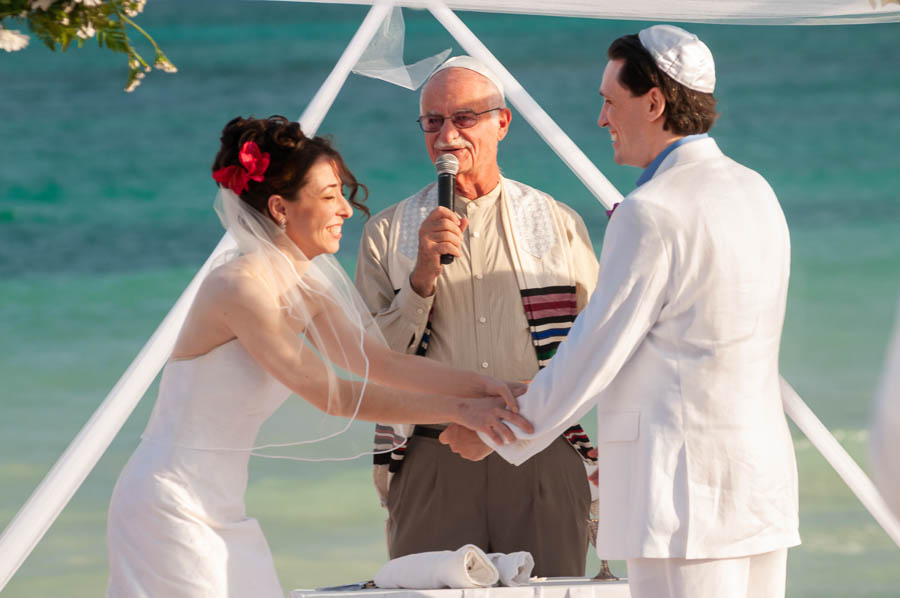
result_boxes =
[482,198,671,465]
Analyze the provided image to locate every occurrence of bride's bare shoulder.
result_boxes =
[198,257,275,311]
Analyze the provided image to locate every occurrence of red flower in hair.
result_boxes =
[212,141,271,194]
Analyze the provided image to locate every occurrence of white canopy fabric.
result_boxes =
[273,0,900,25]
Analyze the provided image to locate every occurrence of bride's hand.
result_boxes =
[454,396,534,446]
[480,375,527,413]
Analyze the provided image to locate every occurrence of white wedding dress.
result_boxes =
[107,339,291,597]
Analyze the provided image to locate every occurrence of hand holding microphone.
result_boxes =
[435,154,459,265]
[409,153,465,298]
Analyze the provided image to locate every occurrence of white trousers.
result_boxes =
[626,548,787,598]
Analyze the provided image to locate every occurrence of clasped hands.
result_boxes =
[443,427,602,489]
[443,380,532,461]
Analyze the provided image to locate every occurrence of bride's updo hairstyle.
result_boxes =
[212,115,369,218]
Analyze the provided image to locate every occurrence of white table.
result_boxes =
[291,578,631,598]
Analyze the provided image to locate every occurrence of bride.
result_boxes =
[105,115,531,597]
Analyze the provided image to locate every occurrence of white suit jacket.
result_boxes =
[488,137,801,560]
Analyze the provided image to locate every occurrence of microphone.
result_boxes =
[434,153,459,265]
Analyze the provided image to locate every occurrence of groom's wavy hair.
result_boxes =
[213,115,369,219]
[608,35,718,135]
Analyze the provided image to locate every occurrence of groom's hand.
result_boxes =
[440,424,493,461]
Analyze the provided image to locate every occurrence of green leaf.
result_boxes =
[98,26,128,53]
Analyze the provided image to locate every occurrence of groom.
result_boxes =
[442,25,800,598]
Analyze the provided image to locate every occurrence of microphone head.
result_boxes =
[434,153,459,176]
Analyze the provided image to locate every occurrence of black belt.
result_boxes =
[412,425,445,439]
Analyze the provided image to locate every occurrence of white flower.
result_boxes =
[154,57,177,73]
[76,23,96,39]
[124,67,145,93]
[124,0,146,17]
[75,0,105,6]
[0,29,30,52]
[30,0,56,10]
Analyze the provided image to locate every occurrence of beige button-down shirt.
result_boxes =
[356,182,599,383]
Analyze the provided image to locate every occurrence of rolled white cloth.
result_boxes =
[374,544,499,589]
[487,552,534,586]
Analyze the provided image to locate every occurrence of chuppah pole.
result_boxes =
[298,0,395,133]
[0,233,238,590]
[782,379,900,549]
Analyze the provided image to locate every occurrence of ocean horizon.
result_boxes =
[2,1,899,596]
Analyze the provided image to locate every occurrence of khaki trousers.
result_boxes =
[387,433,591,577]
[627,548,788,598]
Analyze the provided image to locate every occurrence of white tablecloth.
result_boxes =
[291,577,630,598]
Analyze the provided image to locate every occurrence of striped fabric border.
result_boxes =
[373,423,407,472]
[564,423,596,462]
[521,285,579,367]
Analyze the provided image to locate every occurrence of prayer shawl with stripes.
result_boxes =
[372,178,597,507]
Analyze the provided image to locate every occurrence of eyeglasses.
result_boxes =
[416,108,503,133]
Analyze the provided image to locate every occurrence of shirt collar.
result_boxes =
[456,180,502,216]
[635,133,709,187]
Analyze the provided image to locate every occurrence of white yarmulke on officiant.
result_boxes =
[430,55,505,99]
[638,24,716,93]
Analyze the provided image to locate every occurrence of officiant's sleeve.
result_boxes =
[484,198,670,464]
[355,207,434,354]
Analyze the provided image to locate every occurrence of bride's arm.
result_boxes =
[211,272,532,442]
[308,295,521,403]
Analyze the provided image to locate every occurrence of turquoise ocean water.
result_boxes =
[2,1,899,595]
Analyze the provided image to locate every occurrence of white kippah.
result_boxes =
[638,24,715,93]
[430,55,505,99]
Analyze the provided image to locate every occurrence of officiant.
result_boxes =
[354,56,599,576]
